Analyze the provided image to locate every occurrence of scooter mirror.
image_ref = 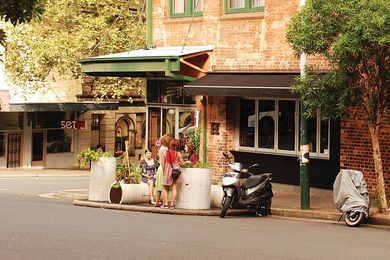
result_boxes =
[222,152,229,159]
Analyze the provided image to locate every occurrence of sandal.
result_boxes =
[169,204,175,210]
[151,201,156,205]
[160,204,169,209]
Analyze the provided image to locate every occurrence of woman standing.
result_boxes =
[154,134,172,207]
[161,138,187,209]
[139,149,159,205]
[185,142,197,165]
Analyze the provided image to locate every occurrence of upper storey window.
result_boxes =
[170,0,203,18]
[225,0,264,14]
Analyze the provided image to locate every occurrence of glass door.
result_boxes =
[32,131,46,166]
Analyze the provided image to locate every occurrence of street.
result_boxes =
[1,176,390,260]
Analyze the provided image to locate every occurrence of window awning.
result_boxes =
[80,46,214,81]
[184,73,299,98]
[8,102,119,112]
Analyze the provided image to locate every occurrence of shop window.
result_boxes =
[47,130,72,153]
[239,98,330,158]
[258,100,275,149]
[239,99,255,147]
[91,114,101,130]
[147,80,195,105]
[278,100,296,151]
[170,0,203,18]
[0,132,5,156]
[225,0,264,14]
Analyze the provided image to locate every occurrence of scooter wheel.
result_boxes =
[345,212,365,227]
[220,196,232,218]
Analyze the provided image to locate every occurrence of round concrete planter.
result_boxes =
[88,157,116,202]
[210,185,223,208]
[176,168,212,209]
[108,182,149,204]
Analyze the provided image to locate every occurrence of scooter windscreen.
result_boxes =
[228,162,244,172]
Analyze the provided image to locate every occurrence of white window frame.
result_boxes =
[236,98,330,159]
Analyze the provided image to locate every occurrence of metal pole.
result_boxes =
[146,0,153,47]
[202,96,207,163]
[299,0,310,209]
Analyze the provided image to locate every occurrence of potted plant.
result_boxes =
[108,161,149,204]
[176,129,214,210]
[77,148,116,202]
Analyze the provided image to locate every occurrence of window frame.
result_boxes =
[169,0,203,18]
[225,0,264,14]
[236,98,330,159]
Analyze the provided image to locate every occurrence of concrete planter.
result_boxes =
[210,185,223,208]
[176,168,213,209]
[88,157,116,202]
[108,182,149,204]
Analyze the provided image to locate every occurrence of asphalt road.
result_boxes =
[1,176,390,260]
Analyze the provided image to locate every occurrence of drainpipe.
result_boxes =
[146,0,153,47]
[299,0,310,209]
[202,96,207,163]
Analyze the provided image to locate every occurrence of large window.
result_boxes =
[47,130,72,153]
[239,99,330,158]
[0,132,5,156]
[170,0,203,18]
[225,0,264,14]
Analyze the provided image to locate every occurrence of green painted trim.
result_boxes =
[202,96,207,163]
[81,60,169,74]
[169,0,203,18]
[147,0,153,46]
[80,56,181,63]
[224,0,264,14]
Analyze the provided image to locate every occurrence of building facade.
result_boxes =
[79,0,389,196]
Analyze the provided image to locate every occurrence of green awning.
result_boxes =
[80,46,214,81]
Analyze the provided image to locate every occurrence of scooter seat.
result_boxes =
[242,174,268,189]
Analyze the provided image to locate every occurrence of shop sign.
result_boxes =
[61,120,86,129]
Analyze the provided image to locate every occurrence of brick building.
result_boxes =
[81,0,389,196]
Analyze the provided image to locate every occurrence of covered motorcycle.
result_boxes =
[333,169,369,227]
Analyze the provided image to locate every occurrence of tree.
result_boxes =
[0,0,45,45]
[286,0,390,212]
[5,0,146,99]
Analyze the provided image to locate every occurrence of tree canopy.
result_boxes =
[0,0,45,45]
[286,0,390,211]
[5,0,146,99]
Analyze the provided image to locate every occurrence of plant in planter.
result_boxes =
[77,148,113,167]
[77,148,116,202]
[109,160,145,204]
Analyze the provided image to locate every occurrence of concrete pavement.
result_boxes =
[1,167,389,226]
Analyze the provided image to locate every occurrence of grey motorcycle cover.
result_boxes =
[333,170,369,214]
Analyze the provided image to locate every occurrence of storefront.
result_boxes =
[79,46,213,155]
[0,102,118,168]
[185,73,340,188]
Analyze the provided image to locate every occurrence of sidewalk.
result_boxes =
[1,167,389,226]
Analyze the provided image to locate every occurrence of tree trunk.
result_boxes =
[368,124,388,212]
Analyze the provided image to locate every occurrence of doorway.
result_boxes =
[32,131,46,166]
[7,133,22,168]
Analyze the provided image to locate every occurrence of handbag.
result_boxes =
[168,151,181,180]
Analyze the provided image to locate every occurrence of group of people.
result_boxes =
[138,134,197,209]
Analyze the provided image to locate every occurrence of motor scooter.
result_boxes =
[333,169,369,227]
[220,152,273,218]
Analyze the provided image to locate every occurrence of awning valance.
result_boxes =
[8,102,119,112]
[80,46,214,81]
[184,73,299,98]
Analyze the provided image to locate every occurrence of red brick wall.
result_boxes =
[340,110,390,197]
[152,0,330,72]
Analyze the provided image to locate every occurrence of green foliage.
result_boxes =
[5,0,146,97]
[0,0,45,45]
[77,147,113,167]
[286,0,390,123]
[188,128,200,155]
[115,161,141,184]
[184,161,210,169]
